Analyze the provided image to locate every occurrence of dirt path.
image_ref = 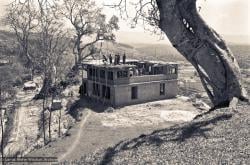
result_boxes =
[28,97,208,162]
[4,77,43,156]
[58,110,91,161]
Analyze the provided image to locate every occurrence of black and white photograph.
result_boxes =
[0,0,249,164]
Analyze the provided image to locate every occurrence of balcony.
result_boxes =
[88,73,178,85]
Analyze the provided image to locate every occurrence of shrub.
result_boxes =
[13,77,23,87]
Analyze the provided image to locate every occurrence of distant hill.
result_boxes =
[0,30,18,57]
[133,44,185,62]
[114,31,250,65]
[1,29,249,67]
[116,31,250,45]
[128,43,250,68]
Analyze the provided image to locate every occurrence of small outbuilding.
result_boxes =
[23,81,37,91]
[50,99,63,111]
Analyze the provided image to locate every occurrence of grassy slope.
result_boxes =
[1,30,250,164]
[82,103,250,164]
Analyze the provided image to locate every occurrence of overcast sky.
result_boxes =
[0,0,249,43]
[102,0,250,35]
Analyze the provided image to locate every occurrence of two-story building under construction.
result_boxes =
[81,59,178,107]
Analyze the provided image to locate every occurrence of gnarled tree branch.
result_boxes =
[107,0,248,108]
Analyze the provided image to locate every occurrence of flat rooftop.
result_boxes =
[82,59,178,69]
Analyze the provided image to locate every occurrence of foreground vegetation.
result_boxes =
[81,103,249,164]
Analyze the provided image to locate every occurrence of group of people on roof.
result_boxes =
[103,53,126,65]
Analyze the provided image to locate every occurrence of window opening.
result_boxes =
[131,86,138,100]
[160,83,165,95]
[92,83,100,96]
[108,71,113,80]
[102,85,111,99]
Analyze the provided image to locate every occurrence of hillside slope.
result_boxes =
[82,104,250,164]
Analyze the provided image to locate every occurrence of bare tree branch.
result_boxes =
[5,0,38,68]
[61,0,119,65]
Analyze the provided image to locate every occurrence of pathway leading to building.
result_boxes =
[4,77,43,156]
[28,97,208,162]
[58,110,91,161]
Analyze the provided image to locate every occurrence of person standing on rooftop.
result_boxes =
[123,53,126,64]
[109,54,113,64]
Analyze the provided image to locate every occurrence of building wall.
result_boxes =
[113,80,178,107]
[85,63,178,107]
[87,80,115,105]
[129,74,177,84]
[87,64,178,86]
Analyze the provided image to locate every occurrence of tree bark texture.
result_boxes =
[156,0,248,107]
[42,95,47,145]
[58,109,61,137]
[48,111,52,141]
[0,88,4,165]
[35,74,53,100]
[0,113,4,165]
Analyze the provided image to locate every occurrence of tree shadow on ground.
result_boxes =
[99,113,233,165]
[66,97,109,120]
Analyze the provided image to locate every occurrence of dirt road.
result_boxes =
[58,110,91,161]
[4,77,43,156]
[28,97,206,163]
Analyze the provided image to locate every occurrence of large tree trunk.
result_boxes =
[42,96,47,145]
[48,110,52,142]
[0,111,4,165]
[156,0,248,108]
[58,109,61,137]
[0,88,4,165]
[76,35,82,65]
[34,73,53,100]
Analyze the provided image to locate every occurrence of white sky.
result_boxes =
[197,0,250,36]
[101,0,250,36]
[0,0,249,43]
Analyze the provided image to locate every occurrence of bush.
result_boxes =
[13,77,23,87]
[21,74,32,82]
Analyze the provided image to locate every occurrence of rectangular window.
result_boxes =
[93,69,96,77]
[117,70,128,78]
[168,67,177,74]
[89,68,93,76]
[168,67,171,74]
[131,86,138,100]
[173,68,177,74]
[117,71,122,78]
[108,71,113,80]
[100,70,106,79]
[159,67,163,74]
[91,68,99,78]
[102,85,111,99]
[153,67,163,74]
[92,83,100,96]
[160,83,165,95]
